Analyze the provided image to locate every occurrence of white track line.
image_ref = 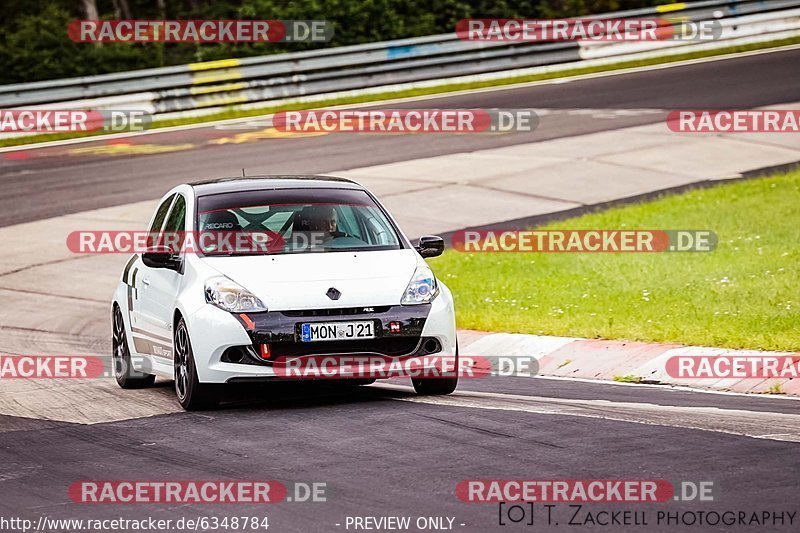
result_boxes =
[378,384,800,442]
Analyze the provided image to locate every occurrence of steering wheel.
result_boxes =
[235,228,284,253]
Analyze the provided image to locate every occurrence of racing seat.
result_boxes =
[201,210,243,232]
[290,206,325,249]
[198,210,245,254]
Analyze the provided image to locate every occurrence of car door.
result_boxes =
[128,193,173,354]
[135,194,186,360]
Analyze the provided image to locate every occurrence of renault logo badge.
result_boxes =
[326,287,341,300]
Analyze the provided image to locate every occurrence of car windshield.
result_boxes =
[195,187,403,256]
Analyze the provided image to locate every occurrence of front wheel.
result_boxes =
[174,318,220,410]
[412,375,458,395]
[412,341,458,395]
[112,305,155,389]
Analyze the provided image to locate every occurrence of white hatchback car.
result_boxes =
[112,176,457,410]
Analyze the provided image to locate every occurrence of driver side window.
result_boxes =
[149,194,175,233]
[162,195,187,254]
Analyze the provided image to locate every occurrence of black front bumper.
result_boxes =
[227,304,435,365]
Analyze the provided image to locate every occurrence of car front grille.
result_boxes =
[222,336,444,367]
[270,336,420,357]
[281,306,391,317]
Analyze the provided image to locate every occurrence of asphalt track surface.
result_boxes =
[1,48,799,532]
[1,378,799,532]
[1,48,800,227]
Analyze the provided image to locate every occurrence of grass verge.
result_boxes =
[2,35,799,149]
[429,170,800,351]
[613,375,644,383]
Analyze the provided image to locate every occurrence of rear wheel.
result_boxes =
[412,341,458,395]
[174,317,220,410]
[112,305,155,389]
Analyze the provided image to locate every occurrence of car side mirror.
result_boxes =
[142,245,181,270]
[415,235,445,258]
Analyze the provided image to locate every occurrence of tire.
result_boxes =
[326,378,375,389]
[112,305,155,389]
[412,375,458,395]
[345,378,376,386]
[174,317,220,410]
[412,341,458,395]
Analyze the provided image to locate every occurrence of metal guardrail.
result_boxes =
[0,0,798,117]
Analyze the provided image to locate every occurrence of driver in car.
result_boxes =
[310,205,338,235]
[307,205,348,241]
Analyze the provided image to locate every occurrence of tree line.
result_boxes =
[0,1,672,84]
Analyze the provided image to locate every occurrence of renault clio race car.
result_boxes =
[111,176,457,410]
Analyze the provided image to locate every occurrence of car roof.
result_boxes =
[189,175,363,196]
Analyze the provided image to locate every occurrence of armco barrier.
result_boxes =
[0,0,799,123]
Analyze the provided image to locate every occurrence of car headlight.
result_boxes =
[401,265,439,305]
[205,276,268,313]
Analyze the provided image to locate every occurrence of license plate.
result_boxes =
[301,321,376,342]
